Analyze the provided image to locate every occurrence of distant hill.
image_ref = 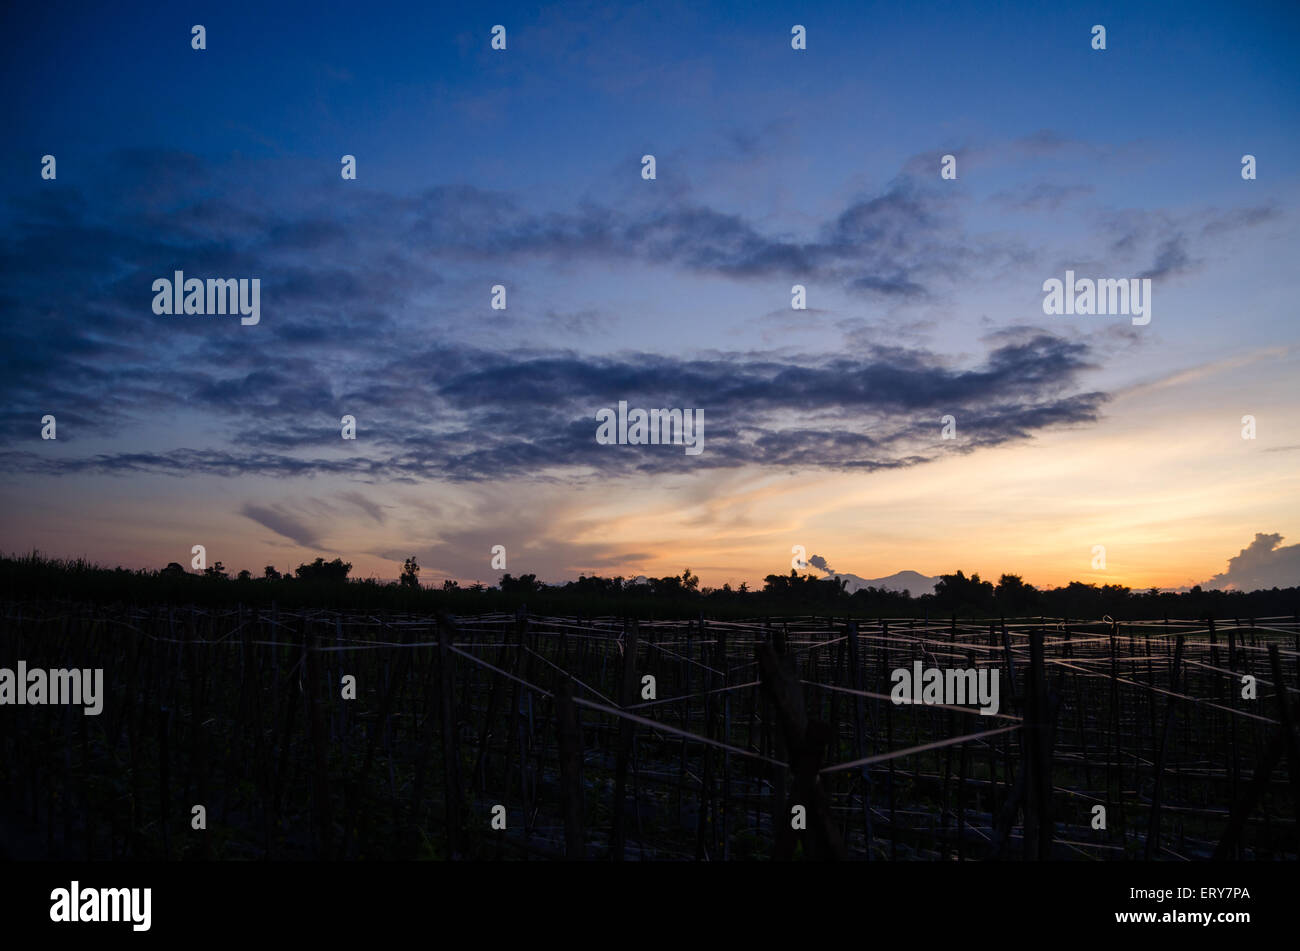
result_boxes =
[818,568,940,595]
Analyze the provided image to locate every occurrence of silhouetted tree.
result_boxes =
[8,552,1300,619]
[934,570,994,613]
[500,573,541,595]
[400,556,420,589]
[995,573,1039,614]
[762,568,847,602]
[295,557,352,582]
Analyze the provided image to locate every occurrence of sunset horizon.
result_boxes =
[3,2,1297,598]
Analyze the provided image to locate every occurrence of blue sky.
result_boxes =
[2,0,1298,590]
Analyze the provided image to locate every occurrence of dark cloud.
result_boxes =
[1200,205,1281,236]
[0,149,1109,483]
[1096,201,1281,283]
[5,332,1108,481]
[1138,236,1193,281]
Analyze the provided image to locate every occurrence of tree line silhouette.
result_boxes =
[3,552,1296,621]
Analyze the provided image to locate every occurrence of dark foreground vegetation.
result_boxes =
[1,592,1297,860]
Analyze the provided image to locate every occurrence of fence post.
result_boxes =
[555,677,586,860]
[757,641,846,861]
[437,613,463,858]
[1145,634,1185,860]
[305,624,333,859]
[611,618,639,860]
[845,620,873,856]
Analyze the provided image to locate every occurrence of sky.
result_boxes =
[1,0,1298,592]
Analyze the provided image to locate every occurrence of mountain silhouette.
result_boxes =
[816,568,940,595]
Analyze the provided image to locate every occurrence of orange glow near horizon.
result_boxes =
[4,350,1296,593]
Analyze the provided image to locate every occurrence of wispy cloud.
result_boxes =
[240,503,322,547]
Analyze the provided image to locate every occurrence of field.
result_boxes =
[1,602,1297,861]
